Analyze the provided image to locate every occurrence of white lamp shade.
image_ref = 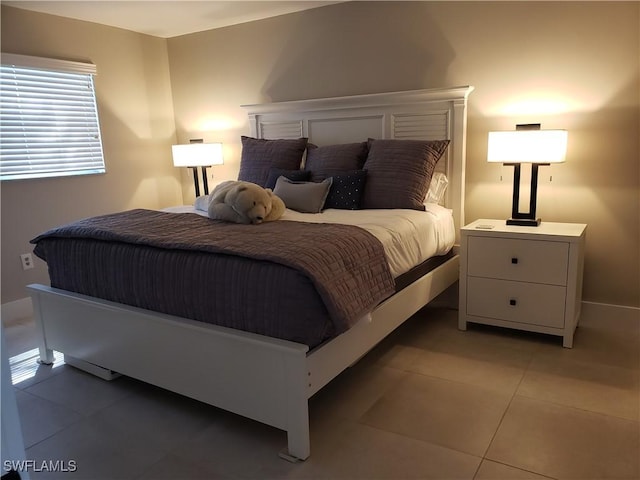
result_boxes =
[172,143,223,167]
[487,130,567,164]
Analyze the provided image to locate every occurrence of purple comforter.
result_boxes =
[31,209,395,347]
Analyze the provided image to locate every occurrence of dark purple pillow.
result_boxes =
[324,170,367,210]
[305,142,368,181]
[265,168,310,190]
[361,139,450,210]
[238,136,308,187]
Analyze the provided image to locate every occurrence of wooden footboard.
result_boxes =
[28,284,312,460]
[27,253,458,461]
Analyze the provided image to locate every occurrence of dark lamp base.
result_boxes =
[507,218,541,227]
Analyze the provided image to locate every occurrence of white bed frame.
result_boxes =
[29,86,473,461]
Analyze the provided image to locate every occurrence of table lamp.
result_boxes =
[487,124,567,226]
[172,142,223,196]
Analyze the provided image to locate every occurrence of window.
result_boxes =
[0,53,105,181]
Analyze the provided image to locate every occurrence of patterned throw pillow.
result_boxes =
[324,170,368,210]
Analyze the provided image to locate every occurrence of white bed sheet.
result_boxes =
[163,204,455,278]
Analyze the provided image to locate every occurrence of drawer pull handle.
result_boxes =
[511,257,519,264]
[509,299,517,306]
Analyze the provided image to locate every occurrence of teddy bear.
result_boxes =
[207,180,285,224]
[266,190,286,221]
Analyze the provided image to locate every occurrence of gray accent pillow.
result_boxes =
[361,139,450,210]
[273,176,333,213]
[305,142,368,181]
[238,136,308,187]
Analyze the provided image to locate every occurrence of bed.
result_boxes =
[28,85,473,461]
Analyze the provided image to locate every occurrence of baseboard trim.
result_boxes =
[582,300,640,312]
[1,297,34,326]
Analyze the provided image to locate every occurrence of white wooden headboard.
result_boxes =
[242,86,474,240]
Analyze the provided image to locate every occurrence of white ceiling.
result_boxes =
[3,1,342,38]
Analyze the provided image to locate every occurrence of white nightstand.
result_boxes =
[458,219,587,348]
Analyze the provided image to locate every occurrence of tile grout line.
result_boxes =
[20,386,88,453]
[475,348,536,477]
[513,391,640,425]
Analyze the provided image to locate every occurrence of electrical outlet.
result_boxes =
[20,253,34,270]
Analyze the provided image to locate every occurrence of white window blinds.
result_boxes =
[0,53,105,180]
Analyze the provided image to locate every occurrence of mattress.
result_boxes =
[164,202,456,278]
[33,205,455,348]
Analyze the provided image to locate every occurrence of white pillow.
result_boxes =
[425,172,448,205]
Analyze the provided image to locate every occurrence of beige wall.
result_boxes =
[1,2,638,308]
[167,1,639,307]
[1,6,181,303]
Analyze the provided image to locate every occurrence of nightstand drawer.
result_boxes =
[467,236,569,285]
[467,277,566,328]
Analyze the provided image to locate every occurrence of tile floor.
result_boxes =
[4,300,639,480]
